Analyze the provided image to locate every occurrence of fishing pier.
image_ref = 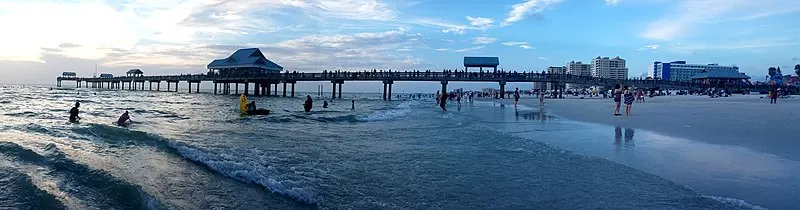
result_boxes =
[56,48,770,100]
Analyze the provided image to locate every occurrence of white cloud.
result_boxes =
[502,41,532,49]
[640,0,800,41]
[466,16,494,29]
[453,46,485,53]
[538,56,548,60]
[435,48,450,51]
[503,0,564,26]
[638,44,660,51]
[473,37,497,44]
[442,28,466,34]
[502,42,527,46]
[671,38,800,52]
[605,0,621,5]
[0,0,399,63]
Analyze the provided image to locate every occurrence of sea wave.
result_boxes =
[170,143,320,204]
[69,124,320,205]
[701,196,768,210]
[0,166,66,209]
[0,141,163,209]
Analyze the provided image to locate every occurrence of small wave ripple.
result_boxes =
[0,141,163,209]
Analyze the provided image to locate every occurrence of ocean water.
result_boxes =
[0,85,765,209]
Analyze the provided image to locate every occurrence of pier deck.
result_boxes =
[57,71,769,100]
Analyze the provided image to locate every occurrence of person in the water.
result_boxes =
[323,100,329,108]
[246,101,257,111]
[117,111,132,126]
[69,102,81,123]
[439,92,447,111]
[304,95,313,113]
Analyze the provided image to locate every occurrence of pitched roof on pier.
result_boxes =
[207,48,283,71]
[464,57,499,67]
[62,72,76,77]
[690,69,750,79]
[126,69,143,74]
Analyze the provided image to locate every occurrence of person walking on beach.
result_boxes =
[769,88,777,104]
[636,89,645,103]
[514,88,521,108]
[613,84,622,116]
[538,91,545,107]
[624,86,634,116]
[69,102,81,123]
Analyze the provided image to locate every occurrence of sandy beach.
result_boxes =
[520,94,800,161]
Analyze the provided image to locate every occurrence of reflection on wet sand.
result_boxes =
[614,127,635,147]
[515,107,555,121]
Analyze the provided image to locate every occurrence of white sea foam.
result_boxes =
[357,101,416,122]
[702,196,768,210]
[170,143,319,204]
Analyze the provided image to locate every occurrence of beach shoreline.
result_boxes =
[511,94,800,161]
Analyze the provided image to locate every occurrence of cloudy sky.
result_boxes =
[1,0,799,88]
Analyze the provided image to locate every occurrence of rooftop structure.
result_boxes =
[126,69,143,77]
[690,69,750,85]
[208,48,284,76]
[464,57,499,71]
[100,73,113,78]
[62,72,76,78]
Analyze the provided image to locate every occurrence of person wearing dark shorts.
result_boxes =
[624,86,634,116]
[613,84,622,116]
[514,88,520,107]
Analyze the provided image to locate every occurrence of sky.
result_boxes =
[1,0,799,91]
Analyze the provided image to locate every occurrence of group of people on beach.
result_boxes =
[612,84,635,117]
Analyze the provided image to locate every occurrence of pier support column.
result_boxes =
[338,82,342,99]
[291,83,295,97]
[174,82,178,92]
[244,82,249,96]
[382,83,387,101]
[274,83,278,96]
[331,82,337,99]
[499,81,506,99]
[188,82,192,93]
[196,82,199,93]
[149,82,152,91]
[213,83,217,94]
[388,83,393,101]
[234,83,239,94]
[283,82,287,97]
[254,83,260,96]
[157,82,160,91]
[266,83,271,96]
[167,82,171,92]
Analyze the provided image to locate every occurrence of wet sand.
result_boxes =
[521,94,800,161]
[498,95,800,209]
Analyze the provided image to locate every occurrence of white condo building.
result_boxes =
[566,61,592,77]
[591,56,628,80]
[653,61,739,82]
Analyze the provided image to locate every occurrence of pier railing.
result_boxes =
[58,71,771,91]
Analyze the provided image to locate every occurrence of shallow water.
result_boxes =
[0,86,770,209]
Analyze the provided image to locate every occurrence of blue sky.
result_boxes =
[1,0,799,90]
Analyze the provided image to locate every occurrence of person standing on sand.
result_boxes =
[624,86,634,116]
[304,95,313,113]
[769,88,778,104]
[514,88,520,108]
[613,84,622,116]
[436,90,441,105]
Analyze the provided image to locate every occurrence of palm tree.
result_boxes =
[795,64,800,76]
